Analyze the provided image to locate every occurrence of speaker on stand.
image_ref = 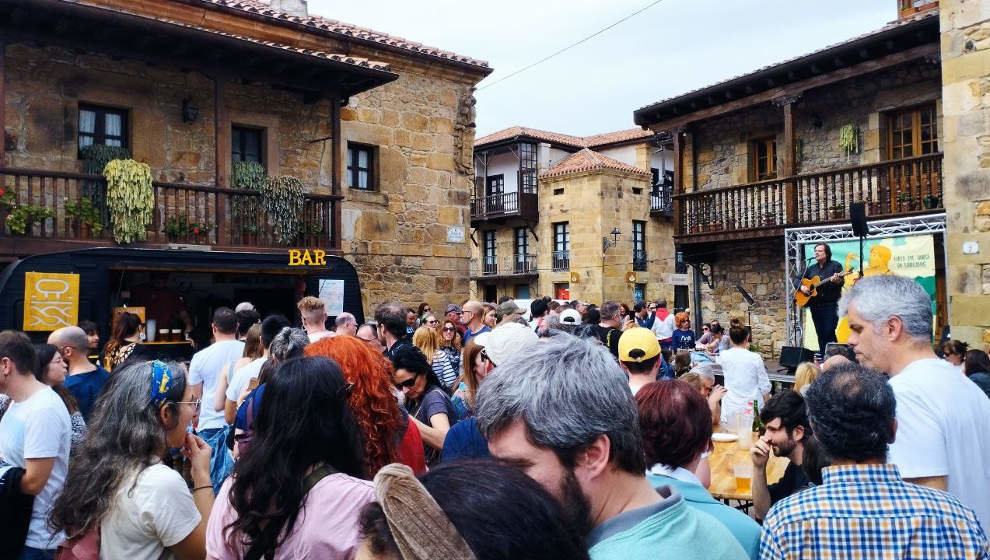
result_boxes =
[850,202,868,277]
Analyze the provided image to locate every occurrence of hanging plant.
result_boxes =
[261,176,304,246]
[104,159,154,244]
[839,124,859,156]
[80,145,132,207]
[231,161,267,229]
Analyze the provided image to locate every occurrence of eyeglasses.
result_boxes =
[442,327,456,332]
[394,377,418,390]
[426,319,440,325]
[173,399,201,410]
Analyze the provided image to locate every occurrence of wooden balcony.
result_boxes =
[674,153,942,242]
[470,191,539,224]
[0,167,338,256]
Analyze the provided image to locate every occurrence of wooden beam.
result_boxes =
[646,43,939,132]
[781,99,797,223]
[0,39,5,169]
[672,130,684,236]
[214,76,228,243]
[330,98,342,251]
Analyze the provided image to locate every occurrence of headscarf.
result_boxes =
[149,360,174,408]
[373,463,476,560]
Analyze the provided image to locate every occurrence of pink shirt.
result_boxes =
[206,472,375,560]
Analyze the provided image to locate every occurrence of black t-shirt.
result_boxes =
[767,461,810,506]
[802,260,844,305]
[591,325,622,357]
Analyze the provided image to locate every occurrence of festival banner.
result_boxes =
[802,234,936,350]
[23,272,80,331]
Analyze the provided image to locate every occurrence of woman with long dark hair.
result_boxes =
[207,356,373,559]
[391,347,455,466]
[104,311,143,371]
[50,360,213,559]
[305,336,405,476]
[34,343,85,450]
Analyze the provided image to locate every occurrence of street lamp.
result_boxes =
[602,227,621,254]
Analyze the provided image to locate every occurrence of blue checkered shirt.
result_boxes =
[760,463,990,559]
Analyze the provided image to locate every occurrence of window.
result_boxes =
[232,126,264,165]
[515,284,531,299]
[78,104,128,153]
[486,174,504,197]
[553,282,570,300]
[552,222,569,272]
[483,231,497,275]
[651,167,660,186]
[887,104,938,159]
[514,227,529,257]
[748,136,777,181]
[632,221,647,271]
[514,227,532,274]
[634,283,646,302]
[519,143,537,194]
[347,143,376,190]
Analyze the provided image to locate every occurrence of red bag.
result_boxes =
[55,526,100,560]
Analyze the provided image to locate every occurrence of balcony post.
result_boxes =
[774,94,801,224]
[672,127,686,234]
[0,40,5,169]
[214,76,229,244]
[331,98,343,250]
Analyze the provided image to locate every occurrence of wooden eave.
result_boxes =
[0,0,398,101]
[633,14,940,129]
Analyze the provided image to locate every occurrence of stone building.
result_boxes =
[634,4,945,356]
[471,127,684,307]
[939,0,990,350]
[0,0,490,331]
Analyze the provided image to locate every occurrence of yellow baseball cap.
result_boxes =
[618,327,661,363]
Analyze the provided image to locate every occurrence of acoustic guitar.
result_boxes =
[794,270,853,308]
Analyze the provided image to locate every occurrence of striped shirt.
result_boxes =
[760,463,990,560]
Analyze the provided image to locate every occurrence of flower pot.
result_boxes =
[829,210,843,220]
[923,196,940,210]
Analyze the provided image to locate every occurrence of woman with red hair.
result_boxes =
[305,336,426,476]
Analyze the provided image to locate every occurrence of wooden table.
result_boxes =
[708,436,789,502]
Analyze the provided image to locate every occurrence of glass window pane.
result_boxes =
[358,170,369,189]
[358,149,368,168]
[105,113,122,137]
[79,110,96,134]
[79,135,94,149]
[105,138,122,147]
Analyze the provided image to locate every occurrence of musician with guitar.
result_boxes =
[796,243,849,358]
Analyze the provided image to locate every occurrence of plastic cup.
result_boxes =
[733,462,753,493]
[171,329,182,342]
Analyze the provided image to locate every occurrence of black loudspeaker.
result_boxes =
[850,202,868,237]
[779,346,816,369]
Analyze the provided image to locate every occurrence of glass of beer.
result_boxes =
[733,462,752,493]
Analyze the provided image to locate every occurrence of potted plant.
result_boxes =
[839,124,859,156]
[923,194,940,210]
[261,176,304,246]
[187,221,211,244]
[829,204,844,220]
[0,187,14,226]
[64,198,104,239]
[6,205,53,236]
[896,191,913,212]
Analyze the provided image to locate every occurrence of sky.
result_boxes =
[308,0,896,138]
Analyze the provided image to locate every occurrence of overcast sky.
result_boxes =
[309,0,896,138]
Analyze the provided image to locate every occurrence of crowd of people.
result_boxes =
[1,275,989,559]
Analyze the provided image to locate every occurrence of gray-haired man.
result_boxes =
[475,334,747,559]
[841,275,990,527]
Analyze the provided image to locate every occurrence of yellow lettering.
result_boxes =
[300,250,314,265]
[288,250,302,266]
[314,250,327,266]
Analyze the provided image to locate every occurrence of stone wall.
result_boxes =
[689,61,942,191]
[940,0,990,349]
[698,238,787,357]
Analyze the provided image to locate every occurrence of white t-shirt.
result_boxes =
[653,312,675,340]
[716,347,771,425]
[0,386,71,549]
[189,339,245,431]
[888,358,990,528]
[226,357,267,403]
[101,463,201,560]
[308,330,334,343]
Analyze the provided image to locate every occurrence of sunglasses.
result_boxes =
[442,327,457,332]
[173,399,202,410]
[427,319,440,325]
[394,376,419,390]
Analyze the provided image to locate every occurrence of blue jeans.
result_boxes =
[199,426,234,493]
[19,546,56,560]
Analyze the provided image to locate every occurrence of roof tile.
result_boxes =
[540,148,649,179]
[475,126,654,149]
[195,0,489,70]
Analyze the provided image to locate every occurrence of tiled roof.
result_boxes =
[165,17,391,71]
[540,148,649,179]
[195,0,490,71]
[636,10,938,114]
[475,126,654,149]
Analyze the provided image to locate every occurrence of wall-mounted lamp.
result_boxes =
[602,227,621,254]
[181,98,199,124]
